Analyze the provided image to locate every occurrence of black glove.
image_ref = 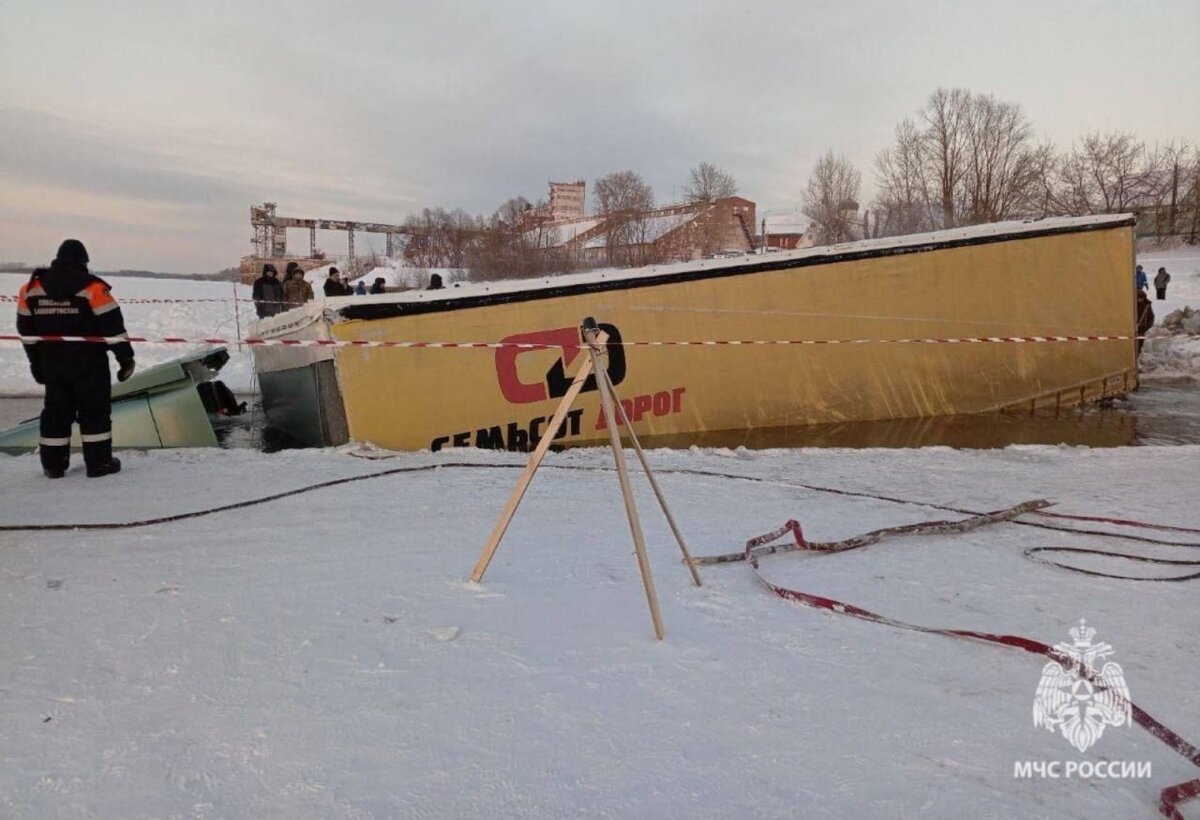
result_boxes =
[30,360,44,385]
[117,359,136,382]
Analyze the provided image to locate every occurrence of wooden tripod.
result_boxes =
[468,317,701,640]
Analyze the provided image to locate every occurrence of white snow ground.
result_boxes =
[1,445,1197,818]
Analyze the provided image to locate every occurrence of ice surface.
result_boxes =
[1,272,256,396]
[0,444,1197,817]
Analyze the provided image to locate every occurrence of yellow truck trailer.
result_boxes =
[251,214,1137,451]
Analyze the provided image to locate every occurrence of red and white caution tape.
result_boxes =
[0,294,252,305]
[723,518,1200,819]
[2,333,1188,349]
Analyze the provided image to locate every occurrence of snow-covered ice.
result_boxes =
[1,273,257,396]
[2,244,1199,816]
[1,445,1197,818]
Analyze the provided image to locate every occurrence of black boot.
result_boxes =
[41,454,68,479]
[86,457,122,478]
[39,446,70,480]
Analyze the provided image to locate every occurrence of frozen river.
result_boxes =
[2,382,1198,450]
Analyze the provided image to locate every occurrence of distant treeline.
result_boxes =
[800,87,1200,245]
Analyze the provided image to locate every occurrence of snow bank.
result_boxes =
[300,259,468,291]
[347,264,467,290]
[0,445,1197,817]
[1141,318,1200,382]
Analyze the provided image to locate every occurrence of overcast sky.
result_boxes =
[2,0,1198,272]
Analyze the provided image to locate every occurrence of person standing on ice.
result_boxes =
[1154,266,1171,300]
[252,264,284,317]
[282,263,313,306]
[369,277,386,294]
[15,239,133,478]
[1135,264,1148,292]
[353,279,367,296]
[1135,290,1155,357]
[323,268,342,297]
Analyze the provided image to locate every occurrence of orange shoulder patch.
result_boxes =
[85,281,116,309]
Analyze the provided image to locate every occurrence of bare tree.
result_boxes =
[683,162,737,204]
[872,118,936,236]
[961,93,1039,223]
[1185,147,1200,242]
[1057,132,1153,214]
[402,207,482,269]
[1144,140,1196,239]
[1022,140,1066,219]
[593,170,655,266]
[919,87,973,228]
[594,170,655,214]
[873,88,1052,233]
[802,150,862,245]
[468,196,580,281]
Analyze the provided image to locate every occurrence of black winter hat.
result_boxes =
[56,239,89,266]
[263,263,278,274]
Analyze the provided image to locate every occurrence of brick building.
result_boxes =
[528,196,757,267]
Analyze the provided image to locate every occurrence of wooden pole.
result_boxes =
[232,282,243,353]
[468,334,604,584]
[585,325,665,640]
[596,363,702,587]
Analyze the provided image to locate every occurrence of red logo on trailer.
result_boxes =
[494,323,626,404]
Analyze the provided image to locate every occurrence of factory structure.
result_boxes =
[240,179,786,283]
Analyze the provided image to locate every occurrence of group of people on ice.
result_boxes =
[1132,264,1171,357]
[1135,264,1172,299]
[251,264,388,318]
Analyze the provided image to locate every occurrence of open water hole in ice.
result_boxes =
[1,383,1197,450]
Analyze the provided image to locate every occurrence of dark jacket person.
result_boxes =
[1135,290,1155,357]
[1154,267,1170,300]
[324,269,346,297]
[252,264,285,317]
[16,239,133,478]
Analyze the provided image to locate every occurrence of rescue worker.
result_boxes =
[1135,289,1155,357]
[15,239,134,478]
[1154,266,1171,300]
[252,264,284,317]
